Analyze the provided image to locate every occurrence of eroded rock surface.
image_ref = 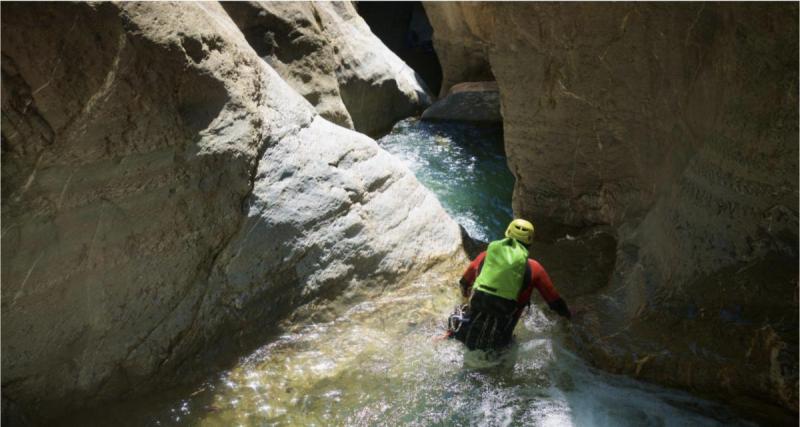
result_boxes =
[421,81,500,123]
[423,2,496,98]
[222,1,433,136]
[425,1,798,419]
[1,2,464,422]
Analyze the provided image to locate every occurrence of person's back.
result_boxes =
[448,219,571,350]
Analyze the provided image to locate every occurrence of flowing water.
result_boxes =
[83,119,753,426]
[375,119,513,242]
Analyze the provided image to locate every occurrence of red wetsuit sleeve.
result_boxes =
[529,259,561,304]
[459,251,487,296]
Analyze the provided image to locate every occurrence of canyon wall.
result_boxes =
[425,2,798,420]
[221,1,433,136]
[1,2,464,422]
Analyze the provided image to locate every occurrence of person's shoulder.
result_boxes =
[527,258,545,271]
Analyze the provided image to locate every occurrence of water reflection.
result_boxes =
[143,276,751,426]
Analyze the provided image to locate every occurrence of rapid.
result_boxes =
[79,119,752,426]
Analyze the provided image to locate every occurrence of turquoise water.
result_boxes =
[376,118,513,242]
[70,118,754,426]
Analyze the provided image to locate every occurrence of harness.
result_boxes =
[446,240,535,350]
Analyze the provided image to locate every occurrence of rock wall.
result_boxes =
[423,2,495,98]
[1,2,464,422]
[425,1,798,419]
[357,1,444,96]
[221,1,433,136]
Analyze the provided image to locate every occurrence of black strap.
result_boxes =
[521,261,532,309]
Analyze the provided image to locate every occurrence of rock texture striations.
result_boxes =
[425,2,799,419]
[221,1,433,136]
[1,2,464,422]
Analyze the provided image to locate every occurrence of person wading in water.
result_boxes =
[447,219,572,350]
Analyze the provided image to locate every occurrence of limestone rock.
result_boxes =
[357,1,443,96]
[421,81,500,122]
[222,1,433,136]
[425,2,798,418]
[423,2,496,98]
[1,2,464,421]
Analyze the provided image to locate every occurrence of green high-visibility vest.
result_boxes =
[474,238,529,301]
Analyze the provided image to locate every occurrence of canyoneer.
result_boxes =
[446,219,572,350]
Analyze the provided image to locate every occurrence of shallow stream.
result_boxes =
[81,119,752,426]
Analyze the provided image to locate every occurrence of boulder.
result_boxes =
[425,2,799,418]
[221,1,434,136]
[1,2,464,421]
[421,81,500,123]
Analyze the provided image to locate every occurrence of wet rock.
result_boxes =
[572,252,798,425]
[459,224,488,259]
[1,2,464,422]
[422,81,500,123]
[528,227,618,299]
[425,2,799,418]
[222,1,433,136]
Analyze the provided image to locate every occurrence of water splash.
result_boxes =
[144,279,750,426]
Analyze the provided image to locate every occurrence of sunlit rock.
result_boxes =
[222,1,433,136]
[1,2,463,422]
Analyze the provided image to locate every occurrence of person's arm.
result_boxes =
[529,260,571,319]
[459,252,487,297]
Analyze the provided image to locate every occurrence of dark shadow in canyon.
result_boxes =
[356,1,443,97]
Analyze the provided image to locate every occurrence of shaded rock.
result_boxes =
[357,1,443,96]
[222,1,433,136]
[423,2,496,98]
[573,251,799,426]
[528,227,618,300]
[425,2,799,419]
[458,224,488,259]
[422,81,500,123]
[1,2,464,422]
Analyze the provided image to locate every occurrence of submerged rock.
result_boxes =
[421,81,501,123]
[1,2,463,422]
[425,2,799,419]
[222,1,433,136]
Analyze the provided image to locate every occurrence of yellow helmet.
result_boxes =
[505,218,534,245]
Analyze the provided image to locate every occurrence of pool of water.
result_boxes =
[73,119,754,426]
[376,118,513,242]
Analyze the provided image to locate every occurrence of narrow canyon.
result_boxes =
[2,2,797,426]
